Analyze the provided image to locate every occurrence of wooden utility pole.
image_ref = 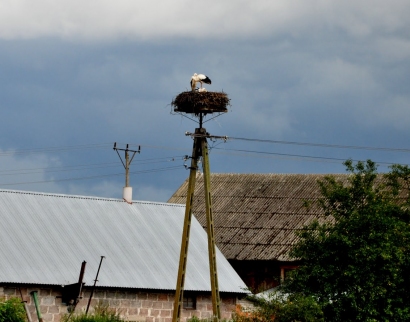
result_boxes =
[171,89,228,322]
[172,127,221,322]
[113,142,141,187]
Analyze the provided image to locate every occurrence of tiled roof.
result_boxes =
[0,189,247,293]
[168,173,350,261]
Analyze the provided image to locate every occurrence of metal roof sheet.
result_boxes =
[0,189,247,293]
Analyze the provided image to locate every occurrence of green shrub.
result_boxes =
[62,301,124,322]
[187,317,204,322]
[187,317,231,322]
[274,294,324,322]
[0,297,27,322]
[232,291,323,322]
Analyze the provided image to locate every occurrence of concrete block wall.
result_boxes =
[1,286,63,322]
[1,286,241,322]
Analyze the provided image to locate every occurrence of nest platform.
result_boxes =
[172,91,229,115]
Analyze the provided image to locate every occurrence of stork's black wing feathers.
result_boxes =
[201,76,211,84]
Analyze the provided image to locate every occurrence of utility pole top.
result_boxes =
[113,143,141,203]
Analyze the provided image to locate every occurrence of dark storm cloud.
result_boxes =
[0,1,409,200]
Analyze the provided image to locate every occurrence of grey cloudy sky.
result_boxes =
[1,0,409,201]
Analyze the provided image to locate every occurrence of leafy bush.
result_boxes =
[0,297,27,322]
[273,294,324,322]
[187,316,230,322]
[232,291,323,322]
[62,301,124,322]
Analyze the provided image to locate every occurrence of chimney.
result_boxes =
[123,186,133,204]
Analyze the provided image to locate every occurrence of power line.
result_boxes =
[1,137,408,188]
[2,136,409,159]
[0,143,113,156]
[186,133,410,153]
[212,147,408,166]
[0,156,186,176]
[0,165,185,186]
[227,137,410,152]
[0,162,119,176]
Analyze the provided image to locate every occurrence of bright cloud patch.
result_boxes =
[0,0,409,40]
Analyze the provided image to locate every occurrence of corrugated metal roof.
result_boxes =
[0,189,247,293]
[168,173,352,261]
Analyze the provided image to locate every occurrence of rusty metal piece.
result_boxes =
[86,256,105,315]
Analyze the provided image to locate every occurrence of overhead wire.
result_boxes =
[0,143,113,156]
[185,132,410,153]
[0,156,187,176]
[2,136,409,157]
[214,135,410,153]
[186,138,410,170]
[1,135,409,187]
[211,147,407,166]
[188,133,410,166]
[0,165,185,186]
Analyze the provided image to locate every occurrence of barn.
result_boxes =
[168,173,348,292]
[0,189,249,322]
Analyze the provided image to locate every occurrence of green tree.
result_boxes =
[284,160,410,321]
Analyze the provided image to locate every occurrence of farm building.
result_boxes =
[0,189,249,322]
[168,173,349,292]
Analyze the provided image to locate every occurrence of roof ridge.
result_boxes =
[0,189,183,207]
[209,172,349,175]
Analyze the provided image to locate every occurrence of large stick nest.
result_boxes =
[172,91,229,114]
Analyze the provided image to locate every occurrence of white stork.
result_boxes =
[190,73,211,91]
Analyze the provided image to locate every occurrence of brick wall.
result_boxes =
[1,285,245,322]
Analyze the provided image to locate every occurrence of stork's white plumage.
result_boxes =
[191,73,211,91]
